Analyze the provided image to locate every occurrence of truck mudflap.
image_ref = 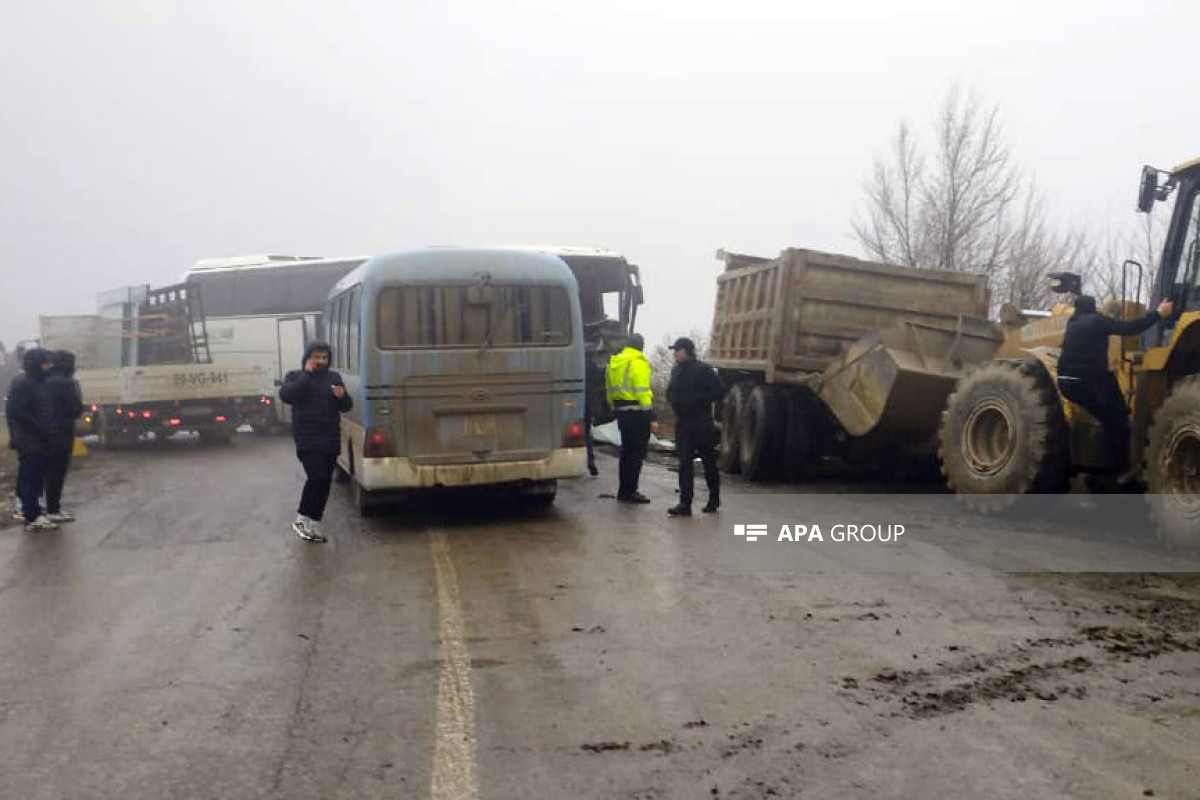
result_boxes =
[817,317,1003,442]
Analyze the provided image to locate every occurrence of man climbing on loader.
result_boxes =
[1057,295,1174,486]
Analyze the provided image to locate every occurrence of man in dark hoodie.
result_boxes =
[279,342,352,542]
[1057,295,1174,483]
[6,348,58,531]
[44,351,84,523]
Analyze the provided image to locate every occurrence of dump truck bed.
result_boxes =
[708,248,992,379]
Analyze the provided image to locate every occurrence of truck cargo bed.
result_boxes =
[709,248,992,376]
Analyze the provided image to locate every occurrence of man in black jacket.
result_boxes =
[6,348,58,531]
[666,337,724,517]
[279,342,353,542]
[1057,295,1174,481]
[44,351,84,523]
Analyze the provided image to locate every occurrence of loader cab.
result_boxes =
[1140,160,1200,323]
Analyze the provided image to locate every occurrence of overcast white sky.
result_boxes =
[2,0,1197,351]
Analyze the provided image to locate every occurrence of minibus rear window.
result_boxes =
[377,285,572,349]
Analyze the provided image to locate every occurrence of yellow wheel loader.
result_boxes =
[939,158,1200,549]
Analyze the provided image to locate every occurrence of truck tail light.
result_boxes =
[364,427,394,458]
[562,419,587,448]
[215,415,227,423]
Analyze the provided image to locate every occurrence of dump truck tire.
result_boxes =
[1144,375,1200,552]
[780,388,818,479]
[739,385,784,481]
[719,383,750,473]
[939,361,1070,512]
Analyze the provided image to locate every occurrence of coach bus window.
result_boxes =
[377,285,571,349]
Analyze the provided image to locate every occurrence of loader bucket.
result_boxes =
[818,317,1003,444]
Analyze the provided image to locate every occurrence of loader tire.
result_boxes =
[739,385,784,481]
[719,383,750,473]
[1144,375,1200,552]
[939,361,1070,512]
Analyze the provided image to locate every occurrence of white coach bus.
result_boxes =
[183,254,366,429]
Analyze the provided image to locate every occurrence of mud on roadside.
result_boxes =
[847,573,1200,719]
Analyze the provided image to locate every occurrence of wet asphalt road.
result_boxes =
[1,435,1198,800]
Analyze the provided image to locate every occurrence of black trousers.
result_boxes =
[616,412,652,499]
[676,419,720,507]
[297,450,338,521]
[1058,372,1131,472]
[17,452,47,524]
[45,449,72,515]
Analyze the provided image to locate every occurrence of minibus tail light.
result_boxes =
[364,427,394,458]
[562,419,587,448]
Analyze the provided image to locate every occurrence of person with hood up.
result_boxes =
[1057,294,1174,484]
[279,342,352,542]
[5,348,58,531]
[605,333,657,503]
[44,351,84,523]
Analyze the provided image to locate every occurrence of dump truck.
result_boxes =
[41,283,268,447]
[708,248,1002,479]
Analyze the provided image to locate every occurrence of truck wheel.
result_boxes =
[781,388,819,479]
[198,428,234,445]
[739,385,784,481]
[96,410,135,449]
[1144,375,1200,552]
[939,361,1070,512]
[719,383,750,473]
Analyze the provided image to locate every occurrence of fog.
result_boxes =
[2,0,1198,350]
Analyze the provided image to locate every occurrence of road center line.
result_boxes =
[429,528,478,800]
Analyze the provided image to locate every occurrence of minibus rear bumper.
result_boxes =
[357,448,586,490]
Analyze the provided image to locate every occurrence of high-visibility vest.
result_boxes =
[605,347,653,409]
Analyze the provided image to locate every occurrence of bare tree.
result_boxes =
[855,87,1116,314]
[1079,209,1165,307]
[855,123,927,268]
[854,89,1020,278]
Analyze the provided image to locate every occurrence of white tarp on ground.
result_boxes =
[591,421,675,452]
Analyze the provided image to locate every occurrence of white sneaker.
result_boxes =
[291,516,327,543]
[46,511,75,523]
[25,515,59,532]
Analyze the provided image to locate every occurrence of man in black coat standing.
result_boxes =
[44,351,84,523]
[666,337,724,517]
[1057,295,1174,483]
[279,342,352,542]
[6,348,58,531]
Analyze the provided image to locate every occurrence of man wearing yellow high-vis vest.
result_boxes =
[605,333,657,503]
